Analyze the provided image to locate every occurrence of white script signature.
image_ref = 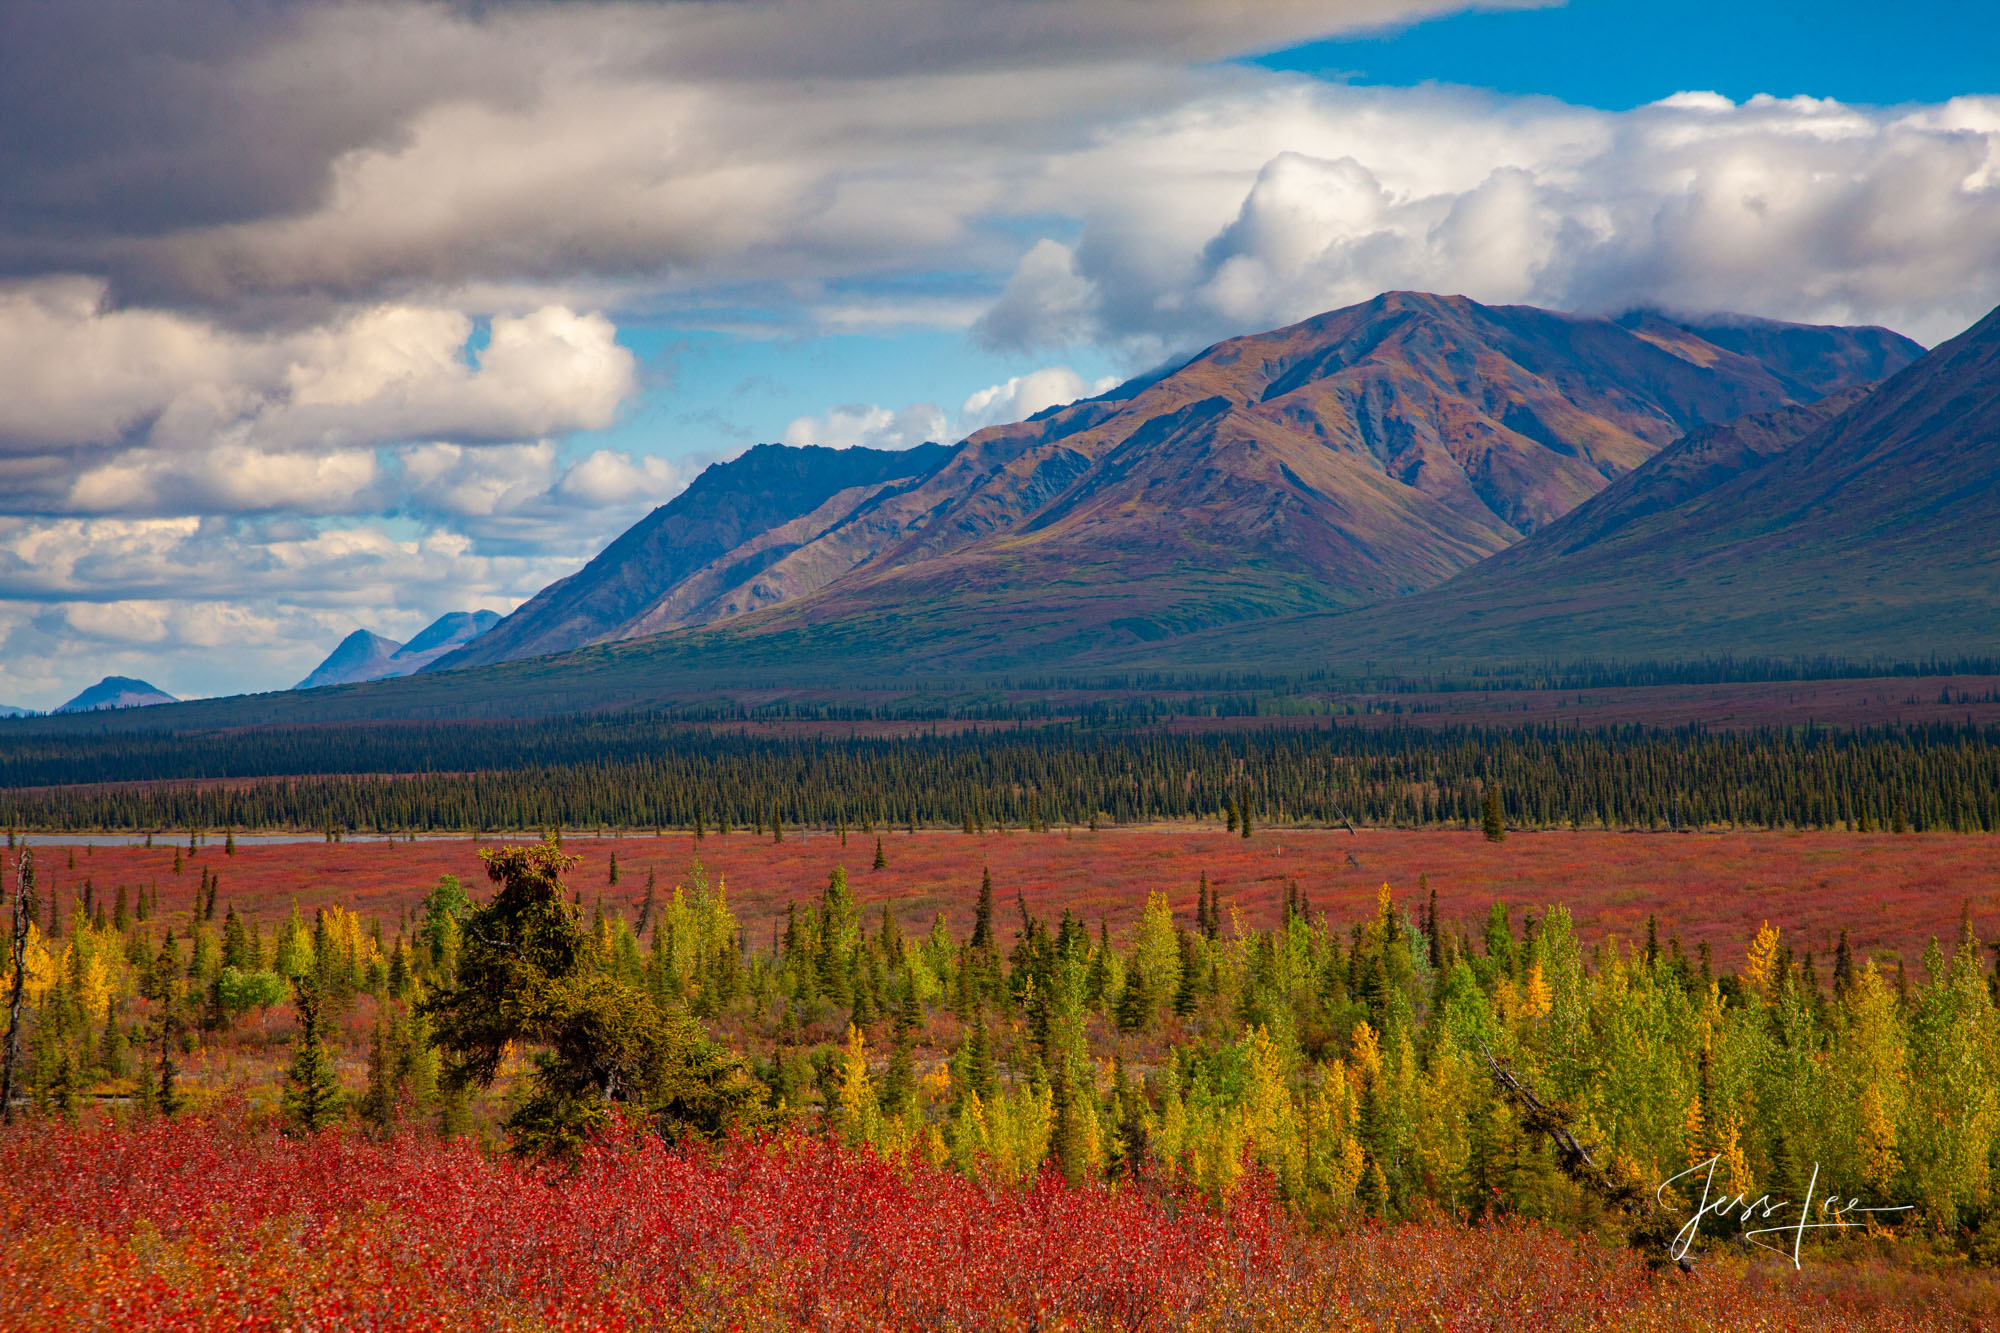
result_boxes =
[1656,1156,1913,1268]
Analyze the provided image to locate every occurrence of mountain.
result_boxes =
[459,292,1914,674]
[1499,386,1874,563]
[385,610,501,674]
[0,705,33,718]
[296,611,501,689]
[296,630,404,690]
[55,677,177,713]
[1169,299,2000,668]
[435,443,959,670]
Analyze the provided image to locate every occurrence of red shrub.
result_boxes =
[2,1113,1994,1332]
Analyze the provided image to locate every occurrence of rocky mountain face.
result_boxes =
[296,611,500,689]
[433,443,959,670]
[462,291,1914,672]
[1168,299,1999,668]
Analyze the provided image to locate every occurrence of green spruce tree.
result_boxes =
[1482,785,1506,843]
[283,978,346,1133]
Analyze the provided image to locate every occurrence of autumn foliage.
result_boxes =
[3,1112,1996,1332]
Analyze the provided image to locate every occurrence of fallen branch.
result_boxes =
[1479,1041,1694,1273]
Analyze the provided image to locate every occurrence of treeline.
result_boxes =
[951,655,2000,696]
[11,842,2000,1257]
[3,723,1999,835]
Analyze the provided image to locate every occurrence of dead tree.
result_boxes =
[1480,1042,1693,1273]
[2,850,34,1123]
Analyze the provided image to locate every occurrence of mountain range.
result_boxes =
[13,287,1988,731]
[1202,299,2000,667]
[433,292,1924,676]
[297,611,501,689]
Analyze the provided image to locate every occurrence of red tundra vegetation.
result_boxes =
[40,826,2000,963]
[3,1111,1995,1333]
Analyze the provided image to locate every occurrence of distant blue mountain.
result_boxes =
[55,676,177,713]
[397,610,502,662]
[295,630,404,690]
[294,610,500,690]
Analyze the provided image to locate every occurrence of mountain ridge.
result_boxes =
[296,611,500,689]
[1135,299,2000,669]
[440,291,1921,674]
[434,443,960,671]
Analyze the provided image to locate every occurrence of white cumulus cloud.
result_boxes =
[0,282,635,460]
[959,366,1120,432]
[976,86,2000,354]
[782,402,949,451]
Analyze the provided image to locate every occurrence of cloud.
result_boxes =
[976,86,2000,353]
[782,402,948,451]
[4,1,1998,707]
[554,449,691,507]
[0,515,584,705]
[959,366,1120,432]
[0,1,1526,310]
[394,441,694,547]
[0,282,634,462]
[65,445,384,516]
[0,429,699,706]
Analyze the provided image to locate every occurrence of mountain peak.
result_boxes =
[296,630,403,690]
[56,676,177,713]
[1200,295,1999,667]
[295,610,502,690]
[434,291,1922,676]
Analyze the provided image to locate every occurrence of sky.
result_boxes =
[0,0,1995,709]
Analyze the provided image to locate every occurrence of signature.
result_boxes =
[1656,1156,1913,1268]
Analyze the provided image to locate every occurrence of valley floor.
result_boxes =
[39,826,1999,965]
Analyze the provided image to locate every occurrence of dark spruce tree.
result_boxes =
[422,836,765,1160]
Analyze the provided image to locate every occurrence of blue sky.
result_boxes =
[1257,0,1998,109]
[2,0,1997,706]
[598,0,2000,476]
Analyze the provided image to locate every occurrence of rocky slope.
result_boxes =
[441,293,1920,672]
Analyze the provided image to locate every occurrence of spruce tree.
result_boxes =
[359,1016,397,1132]
[1,850,33,1125]
[872,836,887,871]
[1482,785,1507,842]
[283,979,346,1133]
[1172,932,1200,1020]
[969,867,997,978]
[958,1008,996,1104]
[636,873,657,937]
[144,930,185,1117]
[1115,966,1152,1034]
[896,966,922,1035]
[1833,929,1856,1002]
